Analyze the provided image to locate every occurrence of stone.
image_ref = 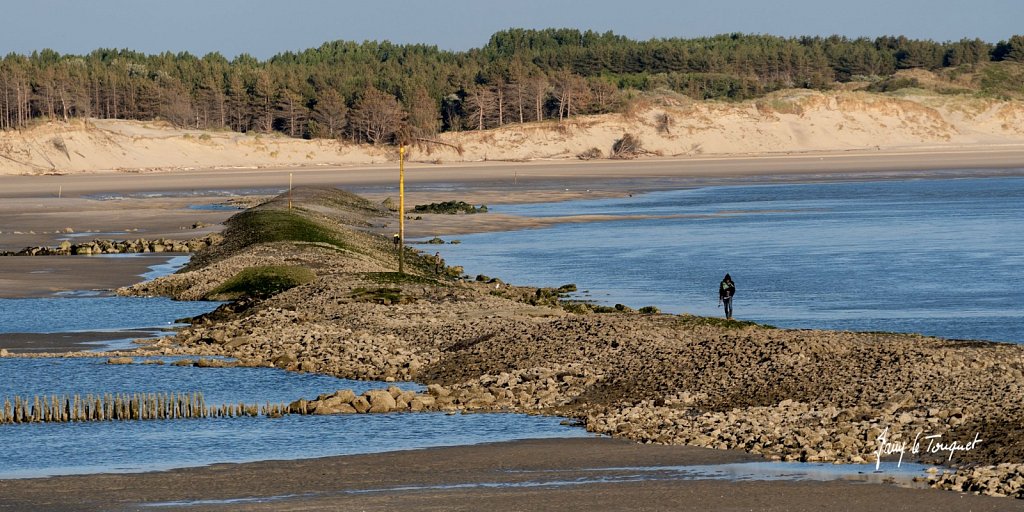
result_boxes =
[0,349,9,357]
[351,396,371,414]
[410,395,435,411]
[333,389,356,403]
[272,352,297,368]
[224,336,252,349]
[299,360,316,372]
[366,390,397,413]
[288,399,309,414]
[106,357,134,365]
[386,385,403,398]
[313,396,357,415]
[427,384,450,397]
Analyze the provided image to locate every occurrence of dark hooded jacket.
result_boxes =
[719,274,735,300]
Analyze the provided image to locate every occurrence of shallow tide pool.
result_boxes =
[0,357,589,479]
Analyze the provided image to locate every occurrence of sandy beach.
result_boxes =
[0,438,1018,512]
[3,151,1024,509]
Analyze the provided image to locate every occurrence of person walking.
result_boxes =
[433,252,444,275]
[719,273,736,320]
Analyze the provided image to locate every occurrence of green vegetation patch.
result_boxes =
[206,265,315,300]
[979,62,1024,99]
[229,209,353,251]
[412,201,488,214]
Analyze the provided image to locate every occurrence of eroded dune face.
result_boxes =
[3,90,1024,175]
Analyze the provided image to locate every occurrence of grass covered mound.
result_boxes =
[205,265,315,300]
[412,201,487,214]
[231,209,351,249]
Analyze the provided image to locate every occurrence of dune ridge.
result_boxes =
[3,90,1024,176]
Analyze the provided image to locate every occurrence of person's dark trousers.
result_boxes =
[723,298,733,319]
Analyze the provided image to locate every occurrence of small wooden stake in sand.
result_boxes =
[58,185,62,199]
[398,145,406,274]
[288,173,293,210]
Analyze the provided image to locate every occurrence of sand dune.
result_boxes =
[2,90,1024,176]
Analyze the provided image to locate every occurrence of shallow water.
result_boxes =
[436,176,1024,343]
[0,296,216,335]
[141,460,933,508]
[0,255,217,338]
[0,357,587,479]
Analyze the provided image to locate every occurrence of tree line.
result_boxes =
[1,30,1022,142]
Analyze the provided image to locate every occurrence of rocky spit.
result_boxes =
[0,235,222,256]
[106,186,1024,499]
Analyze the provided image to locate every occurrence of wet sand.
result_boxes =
[3,147,1024,200]
[0,197,230,252]
[0,438,1015,511]
[0,330,157,353]
[0,255,180,298]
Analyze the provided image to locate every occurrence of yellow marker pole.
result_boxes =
[399,146,406,274]
[288,173,293,210]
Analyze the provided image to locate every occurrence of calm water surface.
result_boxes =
[0,357,587,478]
[436,176,1024,343]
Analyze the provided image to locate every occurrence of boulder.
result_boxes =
[333,389,356,403]
[106,357,133,365]
[224,336,252,349]
[410,395,436,411]
[288,398,309,414]
[313,396,357,415]
[427,384,450,397]
[272,352,297,369]
[365,390,397,413]
[351,396,371,414]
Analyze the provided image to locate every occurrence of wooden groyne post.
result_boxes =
[0,392,290,425]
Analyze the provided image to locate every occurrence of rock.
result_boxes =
[106,357,134,365]
[351,396,371,414]
[224,336,252,349]
[366,390,397,413]
[313,396,357,415]
[466,392,496,409]
[427,384,450,397]
[386,385,403,398]
[288,398,309,414]
[0,349,9,357]
[410,395,436,411]
[299,360,316,372]
[333,389,356,403]
[272,352,297,368]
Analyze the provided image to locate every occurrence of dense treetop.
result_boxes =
[2,30,1022,143]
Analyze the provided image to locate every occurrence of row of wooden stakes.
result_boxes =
[0,392,290,424]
